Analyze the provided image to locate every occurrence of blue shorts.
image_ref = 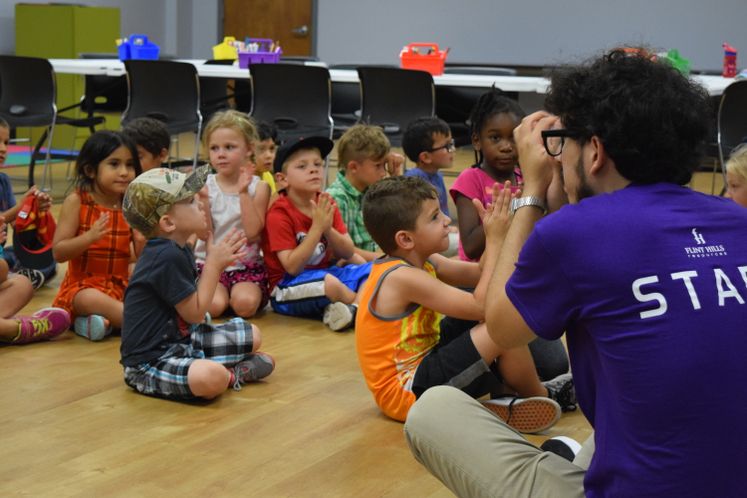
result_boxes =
[271,263,372,318]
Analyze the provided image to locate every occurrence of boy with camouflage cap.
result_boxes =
[120,166,274,401]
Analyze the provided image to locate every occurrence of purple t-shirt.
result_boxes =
[506,183,747,497]
[404,167,449,216]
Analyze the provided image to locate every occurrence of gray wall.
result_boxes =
[2,0,746,71]
[316,0,747,71]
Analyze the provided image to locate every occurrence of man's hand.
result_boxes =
[513,111,561,198]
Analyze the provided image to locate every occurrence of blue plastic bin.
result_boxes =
[118,34,160,61]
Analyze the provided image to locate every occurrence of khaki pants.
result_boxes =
[404,386,588,498]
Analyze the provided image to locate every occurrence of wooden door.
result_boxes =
[223,0,313,57]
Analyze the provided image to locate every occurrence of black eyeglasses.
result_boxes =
[429,139,456,153]
[541,129,585,157]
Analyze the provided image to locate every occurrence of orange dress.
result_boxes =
[52,190,132,318]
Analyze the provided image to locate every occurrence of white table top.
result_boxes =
[47,58,734,96]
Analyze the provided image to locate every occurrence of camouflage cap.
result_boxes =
[123,166,208,234]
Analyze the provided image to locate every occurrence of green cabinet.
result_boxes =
[14,4,121,148]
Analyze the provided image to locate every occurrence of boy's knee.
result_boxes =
[250,323,261,351]
[407,386,463,429]
[188,361,229,399]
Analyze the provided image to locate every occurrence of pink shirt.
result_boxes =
[449,165,522,261]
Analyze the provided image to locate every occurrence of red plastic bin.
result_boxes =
[400,43,448,75]
[238,38,282,69]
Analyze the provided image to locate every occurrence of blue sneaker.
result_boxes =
[73,315,112,341]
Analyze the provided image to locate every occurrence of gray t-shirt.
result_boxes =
[120,238,196,367]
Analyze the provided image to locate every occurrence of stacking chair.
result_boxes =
[77,53,129,125]
[717,80,747,193]
[121,60,203,167]
[248,63,333,144]
[200,59,234,122]
[329,64,361,138]
[0,55,104,188]
[356,66,435,147]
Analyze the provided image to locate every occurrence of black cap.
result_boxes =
[273,136,334,174]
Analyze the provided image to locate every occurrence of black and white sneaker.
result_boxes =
[540,436,582,462]
[322,302,358,332]
[17,267,46,290]
[543,372,577,412]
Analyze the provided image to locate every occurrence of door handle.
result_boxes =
[292,25,309,37]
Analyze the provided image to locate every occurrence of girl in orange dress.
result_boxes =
[52,131,141,341]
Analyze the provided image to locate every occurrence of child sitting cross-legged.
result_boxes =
[120,167,274,401]
[262,137,372,331]
[355,176,575,432]
[52,131,141,341]
[0,215,70,345]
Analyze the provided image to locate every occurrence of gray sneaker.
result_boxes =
[543,372,577,412]
[232,352,275,390]
[322,302,357,332]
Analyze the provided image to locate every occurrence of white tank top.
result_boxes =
[193,174,262,271]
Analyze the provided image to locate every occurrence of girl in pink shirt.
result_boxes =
[449,89,525,261]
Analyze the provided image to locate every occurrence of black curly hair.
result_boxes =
[402,116,451,162]
[544,49,711,185]
[469,86,525,137]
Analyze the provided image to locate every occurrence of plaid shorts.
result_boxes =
[123,317,255,400]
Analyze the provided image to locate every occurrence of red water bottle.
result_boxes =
[723,43,737,78]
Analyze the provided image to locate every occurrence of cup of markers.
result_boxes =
[237,38,282,68]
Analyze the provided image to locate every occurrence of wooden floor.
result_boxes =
[0,149,723,496]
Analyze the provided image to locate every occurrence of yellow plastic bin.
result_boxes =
[213,36,238,60]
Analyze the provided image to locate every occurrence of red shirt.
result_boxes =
[262,192,348,289]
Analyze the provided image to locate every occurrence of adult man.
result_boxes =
[404,49,747,497]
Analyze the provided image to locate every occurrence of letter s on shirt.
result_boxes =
[632,275,668,319]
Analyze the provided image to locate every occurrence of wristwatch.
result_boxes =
[510,196,547,215]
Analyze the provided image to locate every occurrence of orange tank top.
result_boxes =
[355,257,443,421]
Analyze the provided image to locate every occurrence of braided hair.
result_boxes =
[468,86,525,164]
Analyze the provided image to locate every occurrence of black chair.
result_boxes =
[356,66,435,146]
[0,55,105,188]
[249,63,333,143]
[329,64,362,138]
[717,80,747,192]
[77,53,128,125]
[201,59,234,122]
[121,60,203,167]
